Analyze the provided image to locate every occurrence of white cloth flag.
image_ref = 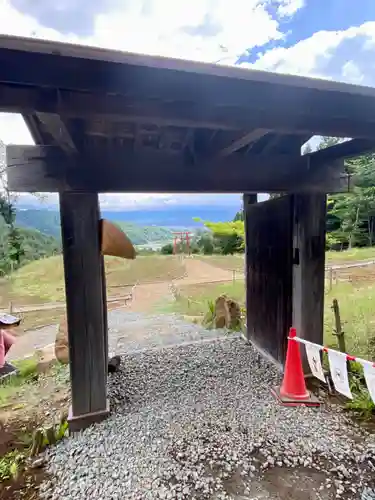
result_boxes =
[305,343,326,383]
[328,349,352,399]
[361,362,375,404]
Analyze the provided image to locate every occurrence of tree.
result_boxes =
[302,142,313,155]
[195,219,245,254]
[160,243,174,255]
[233,209,244,222]
[323,136,375,250]
[193,231,215,254]
[317,136,341,150]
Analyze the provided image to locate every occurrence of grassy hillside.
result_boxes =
[0,215,60,274]
[115,221,172,245]
[196,247,375,272]
[0,254,185,306]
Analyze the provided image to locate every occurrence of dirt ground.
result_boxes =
[7,259,233,360]
[1,257,374,500]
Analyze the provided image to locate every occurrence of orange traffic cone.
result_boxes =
[271,327,320,407]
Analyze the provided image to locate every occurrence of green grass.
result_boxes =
[0,255,186,306]
[197,248,375,274]
[326,247,375,264]
[158,280,245,317]
[164,275,375,360]
[0,449,26,482]
[0,357,39,406]
[197,255,245,272]
[324,282,375,359]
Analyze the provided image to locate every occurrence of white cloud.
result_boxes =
[0,113,34,145]
[274,0,305,17]
[0,0,288,62]
[242,22,375,87]
[2,1,375,210]
[0,0,295,209]
[16,192,243,211]
[341,61,364,85]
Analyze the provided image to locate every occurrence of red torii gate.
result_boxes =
[172,231,192,255]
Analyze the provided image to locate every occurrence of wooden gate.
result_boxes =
[244,196,293,365]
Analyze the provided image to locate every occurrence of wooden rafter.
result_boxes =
[1,82,375,139]
[217,129,269,157]
[36,113,77,153]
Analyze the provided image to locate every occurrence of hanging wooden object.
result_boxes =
[100,219,136,260]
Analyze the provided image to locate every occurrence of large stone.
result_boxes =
[55,318,69,365]
[55,319,121,373]
[214,295,242,330]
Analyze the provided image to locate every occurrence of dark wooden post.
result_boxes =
[292,193,327,369]
[101,255,108,366]
[243,193,257,340]
[60,192,109,431]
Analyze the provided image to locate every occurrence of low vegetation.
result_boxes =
[115,221,172,246]
[0,357,40,406]
[0,361,70,497]
[0,254,186,308]
[0,213,60,277]
[159,280,245,318]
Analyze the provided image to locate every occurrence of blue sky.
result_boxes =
[0,0,375,210]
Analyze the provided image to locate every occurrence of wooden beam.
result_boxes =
[2,82,375,138]
[307,138,375,162]
[217,129,269,157]
[36,113,77,153]
[0,85,237,131]
[6,144,348,193]
[1,44,375,140]
[60,192,109,431]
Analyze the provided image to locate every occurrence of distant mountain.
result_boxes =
[16,209,61,239]
[113,222,172,245]
[101,206,238,227]
[15,209,180,246]
[15,205,238,244]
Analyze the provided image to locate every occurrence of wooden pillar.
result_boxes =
[243,193,257,341]
[292,193,327,367]
[101,255,108,365]
[60,192,109,431]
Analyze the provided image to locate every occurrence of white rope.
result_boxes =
[289,335,375,368]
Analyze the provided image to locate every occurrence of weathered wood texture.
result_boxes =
[292,194,326,357]
[101,256,108,367]
[59,192,108,424]
[243,193,257,353]
[6,145,349,193]
[244,196,293,365]
[2,34,375,139]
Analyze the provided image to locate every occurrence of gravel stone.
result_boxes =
[39,313,375,499]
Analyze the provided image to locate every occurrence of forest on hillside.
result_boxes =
[0,209,60,275]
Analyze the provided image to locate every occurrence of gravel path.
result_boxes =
[108,311,229,355]
[39,316,375,500]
